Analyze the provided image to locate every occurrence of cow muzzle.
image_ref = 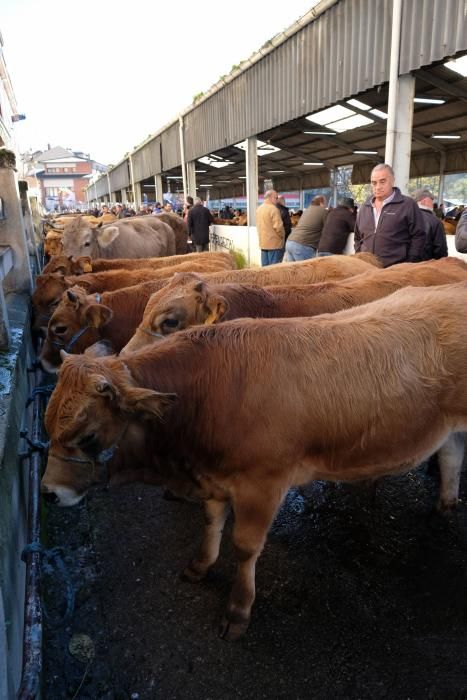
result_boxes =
[41,483,85,507]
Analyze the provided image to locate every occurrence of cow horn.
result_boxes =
[60,349,70,361]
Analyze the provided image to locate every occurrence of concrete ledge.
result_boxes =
[0,293,34,700]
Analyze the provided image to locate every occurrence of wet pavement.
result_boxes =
[43,458,467,699]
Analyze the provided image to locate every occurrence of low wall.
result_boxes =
[211,226,466,264]
[0,294,34,700]
[210,225,261,266]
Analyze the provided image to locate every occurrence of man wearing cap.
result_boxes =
[317,197,356,255]
[354,164,426,267]
[413,188,447,260]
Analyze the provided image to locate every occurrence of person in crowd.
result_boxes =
[220,205,234,220]
[138,204,150,216]
[153,202,163,214]
[454,208,467,253]
[115,204,126,219]
[256,190,285,266]
[354,163,425,267]
[187,197,214,252]
[285,195,327,261]
[99,204,111,217]
[412,188,447,260]
[433,202,445,220]
[276,196,292,242]
[317,197,356,255]
[163,202,174,213]
[183,196,194,220]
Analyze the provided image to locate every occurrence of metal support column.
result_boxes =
[129,154,138,208]
[186,161,197,200]
[438,152,446,206]
[390,74,415,193]
[385,0,403,167]
[246,136,258,266]
[155,174,163,204]
[179,115,188,201]
[107,172,112,203]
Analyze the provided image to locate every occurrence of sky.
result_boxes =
[2,0,319,165]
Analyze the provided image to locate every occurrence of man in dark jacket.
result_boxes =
[318,197,356,254]
[412,188,448,260]
[354,163,426,267]
[276,196,292,241]
[455,209,467,253]
[187,197,214,252]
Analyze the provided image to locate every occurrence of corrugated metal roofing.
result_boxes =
[95,176,109,198]
[90,0,467,195]
[161,123,181,172]
[109,160,130,192]
[400,0,467,74]
[183,0,393,162]
[132,137,161,182]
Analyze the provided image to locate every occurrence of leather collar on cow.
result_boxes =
[49,422,129,482]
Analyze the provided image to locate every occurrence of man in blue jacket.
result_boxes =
[354,163,426,267]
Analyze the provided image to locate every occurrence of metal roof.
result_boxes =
[89,0,467,198]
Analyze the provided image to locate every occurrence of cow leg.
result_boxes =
[183,498,229,582]
[220,480,287,642]
[437,432,465,512]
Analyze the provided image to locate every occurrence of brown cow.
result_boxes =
[39,253,380,368]
[42,283,467,639]
[39,280,170,372]
[42,251,237,276]
[121,257,467,352]
[33,258,234,334]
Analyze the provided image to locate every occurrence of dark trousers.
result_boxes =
[195,243,209,252]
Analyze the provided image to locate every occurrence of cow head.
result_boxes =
[42,354,176,505]
[121,273,227,354]
[44,230,64,257]
[39,286,113,373]
[32,274,93,335]
[43,255,93,275]
[61,216,121,258]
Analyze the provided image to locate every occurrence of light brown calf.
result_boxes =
[42,283,467,639]
[42,251,236,276]
[33,258,233,334]
[122,257,467,352]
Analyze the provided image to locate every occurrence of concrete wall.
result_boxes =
[0,295,34,700]
[211,226,464,263]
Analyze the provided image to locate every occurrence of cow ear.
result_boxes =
[85,303,113,328]
[73,279,92,292]
[124,387,177,419]
[66,289,82,307]
[204,294,228,324]
[77,256,93,273]
[91,374,118,401]
[52,263,69,275]
[96,225,119,247]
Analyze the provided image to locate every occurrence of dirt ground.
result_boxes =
[42,456,467,700]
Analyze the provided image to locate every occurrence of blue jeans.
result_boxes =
[284,240,316,261]
[261,249,284,266]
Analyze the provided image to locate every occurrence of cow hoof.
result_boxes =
[181,562,206,583]
[218,616,250,642]
[436,498,458,515]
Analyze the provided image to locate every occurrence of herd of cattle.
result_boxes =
[35,213,467,641]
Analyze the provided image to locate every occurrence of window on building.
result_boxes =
[45,187,60,197]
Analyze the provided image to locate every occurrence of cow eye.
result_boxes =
[162,318,179,329]
[77,432,97,449]
[53,325,68,335]
[84,241,91,247]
